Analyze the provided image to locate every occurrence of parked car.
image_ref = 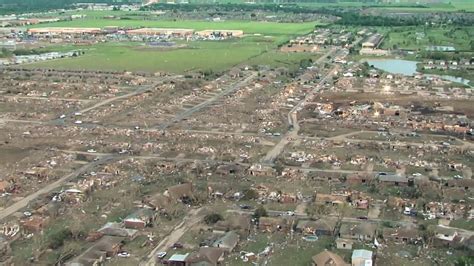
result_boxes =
[118,251,130,258]
[239,204,252,210]
[171,243,183,249]
[156,252,167,259]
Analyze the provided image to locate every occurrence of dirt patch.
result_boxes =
[0,147,31,167]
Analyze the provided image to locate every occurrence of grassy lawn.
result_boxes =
[25,36,320,73]
[450,219,474,231]
[267,236,335,265]
[24,17,320,73]
[24,40,262,73]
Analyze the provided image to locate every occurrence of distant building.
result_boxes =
[126,28,194,37]
[196,30,244,38]
[362,34,383,49]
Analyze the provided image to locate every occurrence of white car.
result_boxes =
[74,120,82,124]
[156,252,167,259]
[59,114,66,119]
[117,251,130,258]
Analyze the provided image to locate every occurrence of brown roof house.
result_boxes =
[339,222,377,242]
[295,217,338,236]
[66,236,124,266]
[123,208,157,229]
[213,214,251,236]
[312,250,349,266]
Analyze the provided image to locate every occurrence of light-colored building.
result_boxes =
[196,29,244,38]
[28,27,101,35]
[126,28,194,37]
[351,249,373,266]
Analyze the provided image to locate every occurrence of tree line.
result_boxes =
[0,0,140,14]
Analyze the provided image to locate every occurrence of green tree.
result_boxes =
[204,213,223,225]
[242,188,258,200]
[253,205,267,219]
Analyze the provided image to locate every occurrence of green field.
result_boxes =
[24,14,320,73]
[381,26,474,51]
[25,37,318,73]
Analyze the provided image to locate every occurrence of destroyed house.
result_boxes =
[346,174,373,185]
[213,214,251,236]
[144,193,172,210]
[335,238,354,250]
[186,247,226,266]
[123,209,156,229]
[258,217,289,233]
[315,193,348,205]
[295,218,338,236]
[445,179,474,191]
[382,228,422,244]
[339,222,377,242]
[21,216,49,233]
[248,164,276,177]
[312,250,348,266]
[215,164,244,175]
[166,183,194,202]
[377,174,413,187]
[212,231,239,252]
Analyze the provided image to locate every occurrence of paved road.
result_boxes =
[57,149,396,178]
[141,207,205,266]
[227,208,416,227]
[158,72,258,130]
[262,49,341,164]
[51,76,178,125]
[2,95,93,103]
[0,155,116,221]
